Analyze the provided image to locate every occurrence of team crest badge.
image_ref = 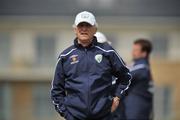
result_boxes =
[95,54,103,63]
[70,55,79,64]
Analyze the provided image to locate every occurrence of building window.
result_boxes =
[32,83,55,120]
[151,33,169,58]
[0,32,11,67]
[35,34,56,67]
[0,84,5,120]
[168,33,180,60]
[0,83,11,120]
[154,86,173,120]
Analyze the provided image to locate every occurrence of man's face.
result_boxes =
[74,22,97,43]
[132,44,146,60]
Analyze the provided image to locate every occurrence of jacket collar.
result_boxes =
[74,36,98,49]
[133,58,149,66]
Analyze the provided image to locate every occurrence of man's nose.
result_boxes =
[81,26,88,31]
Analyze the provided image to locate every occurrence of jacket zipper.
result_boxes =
[85,48,91,116]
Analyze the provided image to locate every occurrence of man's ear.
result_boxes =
[95,27,97,33]
[142,52,147,58]
[93,27,97,34]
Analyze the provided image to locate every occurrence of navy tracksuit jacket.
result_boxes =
[51,37,132,120]
[114,58,153,120]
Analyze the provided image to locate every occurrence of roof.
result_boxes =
[0,0,180,16]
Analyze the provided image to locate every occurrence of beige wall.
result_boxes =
[152,60,180,120]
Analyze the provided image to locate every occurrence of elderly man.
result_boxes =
[51,11,131,120]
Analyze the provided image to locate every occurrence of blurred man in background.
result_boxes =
[51,11,131,120]
[114,39,153,120]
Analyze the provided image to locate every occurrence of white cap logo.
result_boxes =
[81,14,89,19]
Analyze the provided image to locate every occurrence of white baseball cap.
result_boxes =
[74,11,98,27]
[95,32,111,44]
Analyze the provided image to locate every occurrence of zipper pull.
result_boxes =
[85,48,87,53]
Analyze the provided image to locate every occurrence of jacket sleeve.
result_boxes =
[110,50,132,99]
[50,56,67,117]
[129,64,150,91]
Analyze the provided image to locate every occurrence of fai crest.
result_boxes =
[95,54,103,63]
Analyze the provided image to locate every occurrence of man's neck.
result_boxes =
[78,39,93,47]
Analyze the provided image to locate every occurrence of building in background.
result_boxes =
[0,0,180,120]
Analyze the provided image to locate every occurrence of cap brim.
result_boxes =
[75,20,94,26]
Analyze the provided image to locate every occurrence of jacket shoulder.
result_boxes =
[95,42,114,51]
[58,45,76,58]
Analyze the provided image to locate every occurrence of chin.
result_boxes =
[80,38,90,42]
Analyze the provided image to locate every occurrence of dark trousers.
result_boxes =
[113,93,152,120]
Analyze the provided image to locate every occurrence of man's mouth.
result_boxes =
[81,33,88,35]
